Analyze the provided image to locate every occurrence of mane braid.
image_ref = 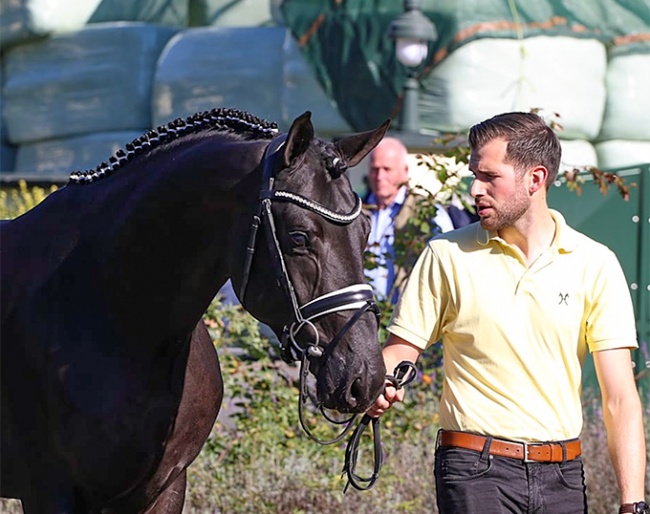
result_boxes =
[68,108,279,185]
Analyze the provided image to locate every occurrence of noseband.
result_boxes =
[239,133,379,365]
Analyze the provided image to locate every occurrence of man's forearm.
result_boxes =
[382,333,422,375]
[603,393,647,503]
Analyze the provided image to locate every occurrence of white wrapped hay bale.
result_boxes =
[152,26,285,126]
[599,47,650,141]
[595,140,650,169]
[13,131,144,177]
[3,23,177,145]
[0,0,102,48]
[421,36,607,140]
[189,0,283,27]
[559,139,598,171]
[0,0,186,50]
[282,33,351,135]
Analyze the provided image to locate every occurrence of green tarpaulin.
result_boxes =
[281,0,650,131]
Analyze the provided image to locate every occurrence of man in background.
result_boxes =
[364,137,455,303]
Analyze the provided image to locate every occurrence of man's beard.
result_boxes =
[479,183,529,231]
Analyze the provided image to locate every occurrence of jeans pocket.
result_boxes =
[435,447,493,482]
[553,457,586,491]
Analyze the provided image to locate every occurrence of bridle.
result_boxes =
[237,133,418,493]
[238,133,380,440]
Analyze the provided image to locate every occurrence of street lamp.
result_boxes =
[387,0,437,134]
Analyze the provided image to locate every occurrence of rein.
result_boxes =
[342,361,417,492]
[239,134,380,445]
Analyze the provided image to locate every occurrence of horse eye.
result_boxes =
[289,231,309,248]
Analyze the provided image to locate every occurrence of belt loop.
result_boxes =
[480,435,493,462]
[435,428,443,450]
[561,441,567,465]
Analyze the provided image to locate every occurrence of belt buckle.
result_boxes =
[522,442,534,463]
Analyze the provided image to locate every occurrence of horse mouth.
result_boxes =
[319,373,384,414]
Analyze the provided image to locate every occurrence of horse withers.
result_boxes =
[0,109,389,513]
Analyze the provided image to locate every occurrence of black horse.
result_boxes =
[0,108,389,513]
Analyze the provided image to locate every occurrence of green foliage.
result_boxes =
[0,180,58,219]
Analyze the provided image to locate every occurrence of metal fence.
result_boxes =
[549,164,650,395]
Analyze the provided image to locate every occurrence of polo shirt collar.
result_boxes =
[475,209,578,252]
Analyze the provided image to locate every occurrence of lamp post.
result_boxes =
[387,0,437,135]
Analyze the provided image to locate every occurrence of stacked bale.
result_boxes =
[1,0,648,178]
[2,23,177,178]
[420,36,606,173]
[0,0,348,177]
[595,39,650,169]
[152,27,285,128]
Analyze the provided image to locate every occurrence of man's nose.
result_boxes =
[470,178,483,198]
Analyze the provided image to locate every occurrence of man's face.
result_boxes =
[368,143,409,208]
[469,138,530,231]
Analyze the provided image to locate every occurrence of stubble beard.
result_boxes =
[479,182,530,232]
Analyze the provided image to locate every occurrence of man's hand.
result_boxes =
[366,380,406,417]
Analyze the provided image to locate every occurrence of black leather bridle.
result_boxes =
[238,133,380,441]
[238,134,419,493]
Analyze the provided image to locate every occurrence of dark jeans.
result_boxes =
[434,444,587,513]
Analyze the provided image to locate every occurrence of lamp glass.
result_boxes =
[395,38,428,67]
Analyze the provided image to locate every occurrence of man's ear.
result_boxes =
[529,165,548,194]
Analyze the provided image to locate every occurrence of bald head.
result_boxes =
[368,137,409,209]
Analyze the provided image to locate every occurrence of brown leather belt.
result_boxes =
[438,430,581,463]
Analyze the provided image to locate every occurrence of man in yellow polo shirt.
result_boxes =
[367,112,647,513]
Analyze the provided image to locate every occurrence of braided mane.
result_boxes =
[68,108,279,185]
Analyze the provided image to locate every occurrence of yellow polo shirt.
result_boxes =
[388,210,638,442]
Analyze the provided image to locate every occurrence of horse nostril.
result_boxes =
[347,376,364,409]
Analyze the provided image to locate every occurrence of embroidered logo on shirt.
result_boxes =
[558,293,569,305]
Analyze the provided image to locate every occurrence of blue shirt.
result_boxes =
[365,186,454,303]
[365,186,407,302]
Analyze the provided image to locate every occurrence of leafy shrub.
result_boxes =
[0,180,58,219]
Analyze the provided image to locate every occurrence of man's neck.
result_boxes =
[374,186,406,210]
[498,206,556,266]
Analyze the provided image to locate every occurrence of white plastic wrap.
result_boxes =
[152,26,285,126]
[282,33,351,134]
[13,131,144,177]
[0,0,101,48]
[595,140,650,169]
[559,139,598,170]
[421,36,607,140]
[599,51,650,141]
[0,0,186,49]
[3,23,177,144]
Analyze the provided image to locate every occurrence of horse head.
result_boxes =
[233,112,390,413]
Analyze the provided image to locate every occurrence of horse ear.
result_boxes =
[335,119,391,168]
[282,111,314,168]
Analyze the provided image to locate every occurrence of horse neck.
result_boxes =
[77,135,268,338]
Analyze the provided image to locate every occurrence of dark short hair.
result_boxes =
[468,112,561,189]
